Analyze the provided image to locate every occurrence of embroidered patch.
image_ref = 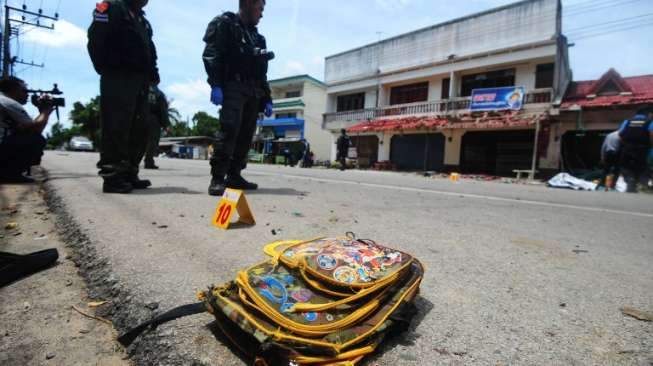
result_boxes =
[317,254,337,270]
[333,266,356,284]
[94,13,109,23]
[96,2,110,13]
[325,314,334,322]
[302,312,318,322]
[290,289,313,303]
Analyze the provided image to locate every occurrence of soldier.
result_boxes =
[618,107,653,193]
[202,0,274,196]
[336,129,351,171]
[87,0,159,193]
[143,85,169,169]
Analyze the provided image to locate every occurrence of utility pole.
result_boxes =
[1,1,58,78]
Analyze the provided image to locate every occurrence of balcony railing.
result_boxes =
[324,88,553,125]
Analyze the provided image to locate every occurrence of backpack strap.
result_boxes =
[117,302,206,346]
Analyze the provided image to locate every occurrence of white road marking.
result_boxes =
[250,171,653,219]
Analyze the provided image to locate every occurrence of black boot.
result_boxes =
[225,174,258,190]
[103,179,133,194]
[130,177,152,189]
[208,176,226,196]
[144,162,159,170]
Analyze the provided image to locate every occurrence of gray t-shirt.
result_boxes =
[0,92,33,145]
[601,130,621,161]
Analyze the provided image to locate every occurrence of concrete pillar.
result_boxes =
[330,133,338,162]
[449,71,458,98]
[377,133,392,161]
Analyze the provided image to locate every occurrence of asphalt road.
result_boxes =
[42,151,653,365]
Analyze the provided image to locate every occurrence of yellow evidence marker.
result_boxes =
[212,188,255,229]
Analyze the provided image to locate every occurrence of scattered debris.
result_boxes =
[88,301,109,308]
[157,225,168,229]
[24,302,31,310]
[151,222,157,225]
[434,348,450,356]
[620,306,653,322]
[328,216,339,223]
[291,211,304,217]
[79,329,91,334]
[13,232,22,236]
[453,351,467,357]
[179,214,185,218]
[559,303,567,308]
[35,211,45,215]
[46,352,56,360]
[65,279,73,287]
[5,222,18,230]
[34,235,49,241]
[145,302,159,311]
[71,305,112,325]
[572,249,589,254]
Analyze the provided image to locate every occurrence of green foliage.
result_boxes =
[191,111,219,137]
[46,122,83,149]
[69,97,101,147]
[167,120,192,137]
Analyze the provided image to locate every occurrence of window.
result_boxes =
[336,93,365,112]
[441,78,451,99]
[535,63,554,89]
[597,80,621,96]
[275,112,297,119]
[461,68,515,97]
[285,90,301,98]
[390,82,429,105]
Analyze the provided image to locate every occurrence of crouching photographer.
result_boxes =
[0,77,56,183]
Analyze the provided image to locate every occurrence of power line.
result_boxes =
[1,0,58,77]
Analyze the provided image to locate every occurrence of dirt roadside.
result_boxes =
[0,178,129,366]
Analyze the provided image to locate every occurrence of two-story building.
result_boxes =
[256,75,331,163]
[322,0,571,176]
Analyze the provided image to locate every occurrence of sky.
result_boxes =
[6,0,653,134]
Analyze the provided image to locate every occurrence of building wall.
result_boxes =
[325,0,559,85]
[302,81,331,161]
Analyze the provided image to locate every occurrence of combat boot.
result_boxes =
[208,177,227,196]
[225,174,258,190]
[130,177,152,189]
[103,179,133,194]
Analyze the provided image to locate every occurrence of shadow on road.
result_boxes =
[248,187,309,196]
[366,295,435,363]
[132,186,204,195]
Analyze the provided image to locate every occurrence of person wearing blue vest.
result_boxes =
[618,107,653,193]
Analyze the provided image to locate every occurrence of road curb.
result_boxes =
[42,172,209,366]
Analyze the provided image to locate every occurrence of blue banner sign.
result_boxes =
[470,86,525,111]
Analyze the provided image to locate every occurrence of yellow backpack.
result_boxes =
[119,235,424,366]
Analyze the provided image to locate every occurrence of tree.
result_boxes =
[167,120,192,137]
[69,97,101,147]
[46,122,83,149]
[191,111,219,137]
[167,103,181,125]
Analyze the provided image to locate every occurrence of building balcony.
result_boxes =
[323,88,553,129]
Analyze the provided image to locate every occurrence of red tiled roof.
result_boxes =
[562,69,653,109]
[347,111,548,133]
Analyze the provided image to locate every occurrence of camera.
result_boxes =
[27,83,66,109]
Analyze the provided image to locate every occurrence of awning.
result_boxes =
[258,117,304,127]
[347,111,549,133]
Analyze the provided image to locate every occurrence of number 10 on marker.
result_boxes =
[212,188,255,230]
